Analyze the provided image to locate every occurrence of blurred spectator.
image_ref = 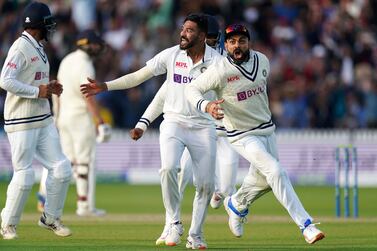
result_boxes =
[1,0,376,130]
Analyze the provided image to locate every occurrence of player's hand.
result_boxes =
[129,128,144,141]
[80,77,108,97]
[49,80,63,96]
[206,99,225,120]
[38,84,52,98]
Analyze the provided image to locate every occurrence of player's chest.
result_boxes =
[170,55,211,85]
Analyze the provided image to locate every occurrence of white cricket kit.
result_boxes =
[178,45,238,199]
[138,44,221,239]
[0,31,71,227]
[186,50,313,229]
[40,49,98,213]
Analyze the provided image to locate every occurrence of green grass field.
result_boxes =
[0,183,376,250]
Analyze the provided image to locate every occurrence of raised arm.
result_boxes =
[130,82,167,140]
[80,66,154,97]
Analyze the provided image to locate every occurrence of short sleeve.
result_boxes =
[145,47,174,76]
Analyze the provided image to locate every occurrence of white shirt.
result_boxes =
[185,50,275,142]
[56,49,95,121]
[0,31,52,132]
[145,44,221,128]
[136,44,228,133]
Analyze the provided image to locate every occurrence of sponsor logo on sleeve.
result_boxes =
[6,62,17,69]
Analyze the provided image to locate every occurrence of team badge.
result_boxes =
[200,67,207,73]
[262,69,267,77]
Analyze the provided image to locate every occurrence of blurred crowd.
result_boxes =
[1,0,376,130]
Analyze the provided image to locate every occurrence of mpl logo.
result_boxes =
[175,61,188,68]
[31,56,39,62]
[237,85,265,101]
[173,74,193,84]
[227,75,240,83]
[6,62,17,69]
[35,72,49,80]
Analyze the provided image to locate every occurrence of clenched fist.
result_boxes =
[129,128,144,141]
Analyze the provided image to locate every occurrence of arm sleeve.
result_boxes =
[135,81,167,131]
[105,66,154,91]
[185,63,223,113]
[0,50,39,98]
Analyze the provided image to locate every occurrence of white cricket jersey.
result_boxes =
[186,50,275,142]
[0,31,52,133]
[56,49,95,121]
[145,44,221,128]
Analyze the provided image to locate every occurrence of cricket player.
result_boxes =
[130,17,239,247]
[178,15,239,210]
[0,1,72,239]
[185,24,325,244]
[37,30,111,217]
[81,14,221,249]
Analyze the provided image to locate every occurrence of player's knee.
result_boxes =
[52,158,72,181]
[159,165,179,175]
[13,168,35,189]
[76,164,89,179]
[195,181,214,196]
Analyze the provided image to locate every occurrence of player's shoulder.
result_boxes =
[253,50,269,64]
[159,45,181,56]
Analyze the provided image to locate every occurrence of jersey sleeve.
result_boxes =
[0,49,39,98]
[135,81,167,131]
[185,61,224,113]
[145,47,172,76]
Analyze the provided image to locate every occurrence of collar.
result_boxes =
[179,44,214,63]
[22,31,44,49]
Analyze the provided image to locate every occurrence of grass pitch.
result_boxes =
[0,183,376,250]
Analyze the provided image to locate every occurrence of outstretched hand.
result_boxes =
[80,77,108,97]
[129,128,144,141]
[206,99,225,120]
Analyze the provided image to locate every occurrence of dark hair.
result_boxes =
[183,13,208,34]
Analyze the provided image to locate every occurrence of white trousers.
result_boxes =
[178,135,238,198]
[159,120,216,238]
[40,115,97,210]
[1,123,71,226]
[230,133,312,228]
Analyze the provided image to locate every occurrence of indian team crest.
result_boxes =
[262,69,267,77]
[200,67,207,73]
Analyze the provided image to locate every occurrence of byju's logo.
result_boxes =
[173,74,192,84]
[237,85,265,101]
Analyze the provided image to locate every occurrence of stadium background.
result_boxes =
[0,0,376,186]
[0,1,377,250]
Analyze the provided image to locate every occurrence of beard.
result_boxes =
[229,48,249,65]
[179,35,198,50]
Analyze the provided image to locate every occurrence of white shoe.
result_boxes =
[0,225,17,240]
[155,224,170,246]
[38,213,72,237]
[210,192,224,209]
[223,196,248,237]
[165,221,184,246]
[186,236,207,249]
[302,221,325,244]
[76,208,106,217]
